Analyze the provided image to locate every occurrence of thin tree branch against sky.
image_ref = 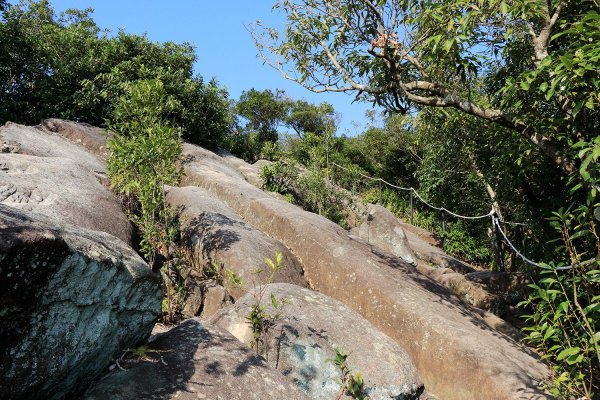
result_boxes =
[46,0,375,135]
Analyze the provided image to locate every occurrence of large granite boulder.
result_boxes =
[0,205,161,399]
[166,185,306,300]
[84,318,311,400]
[0,122,132,244]
[212,283,424,399]
[40,119,110,160]
[180,143,551,400]
[353,204,417,265]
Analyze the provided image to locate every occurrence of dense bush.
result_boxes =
[107,79,182,267]
[0,0,230,147]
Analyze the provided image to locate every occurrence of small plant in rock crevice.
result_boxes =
[327,347,369,400]
[107,78,182,269]
[245,252,288,359]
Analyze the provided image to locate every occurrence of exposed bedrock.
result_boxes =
[180,143,552,400]
[212,283,424,400]
[83,318,311,400]
[166,185,307,301]
[0,205,161,400]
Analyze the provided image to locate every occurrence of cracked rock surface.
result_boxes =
[0,122,132,245]
[84,318,311,400]
[212,283,424,400]
[0,205,161,400]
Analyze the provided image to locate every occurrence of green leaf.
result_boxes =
[271,293,279,309]
[556,347,580,361]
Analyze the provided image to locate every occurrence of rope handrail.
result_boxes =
[330,161,596,273]
[493,216,598,271]
[331,161,493,220]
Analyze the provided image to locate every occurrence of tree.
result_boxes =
[0,0,230,147]
[284,100,337,137]
[252,0,599,177]
[235,88,288,143]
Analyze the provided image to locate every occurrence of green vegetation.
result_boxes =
[327,348,369,400]
[2,0,599,395]
[107,78,182,267]
[252,0,599,394]
[0,0,230,148]
[245,252,288,357]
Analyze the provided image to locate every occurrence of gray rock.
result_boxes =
[180,142,551,400]
[0,122,105,172]
[0,205,161,400]
[0,153,132,244]
[0,122,132,244]
[356,204,417,265]
[83,318,311,400]
[166,186,306,300]
[200,280,231,319]
[40,119,110,160]
[212,283,424,400]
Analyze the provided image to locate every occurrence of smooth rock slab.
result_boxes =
[180,143,551,400]
[354,204,417,265]
[167,185,306,300]
[0,122,132,244]
[212,283,424,399]
[84,318,311,400]
[0,205,161,400]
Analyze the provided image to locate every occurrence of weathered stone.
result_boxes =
[354,204,417,265]
[166,186,306,300]
[212,283,424,399]
[0,122,132,244]
[40,119,110,160]
[83,318,311,400]
[416,265,505,314]
[180,143,551,400]
[0,154,132,244]
[0,122,105,172]
[201,281,232,319]
[400,220,476,274]
[466,271,530,306]
[0,205,161,400]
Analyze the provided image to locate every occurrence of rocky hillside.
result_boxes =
[0,120,551,399]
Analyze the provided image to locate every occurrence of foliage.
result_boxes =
[520,210,599,397]
[0,0,230,147]
[284,99,337,138]
[519,138,600,398]
[226,89,339,163]
[245,252,288,357]
[297,168,349,228]
[260,159,299,195]
[235,88,288,144]
[327,348,369,400]
[107,79,182,267]
[259,140,284,161]
[253,0,599,179]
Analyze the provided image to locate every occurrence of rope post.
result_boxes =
[441,210,446,249]
[378,180,382,206]
[409,189,414,225]
[493,216,506,272]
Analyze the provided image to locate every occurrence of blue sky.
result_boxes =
[47,0,377,135]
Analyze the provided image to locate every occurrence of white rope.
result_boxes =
[331,162,596,271]
[493,216,544,268]
[331,162,493,220]
[492,216,599,271]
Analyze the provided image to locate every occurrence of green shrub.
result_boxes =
[298,169,349,228]
[519,206,600,398]
[260,160,299,195]
[107,79,182,267]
